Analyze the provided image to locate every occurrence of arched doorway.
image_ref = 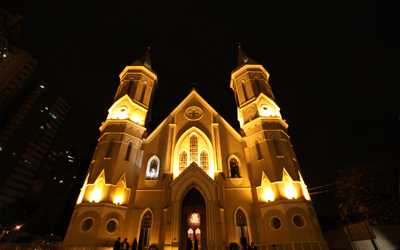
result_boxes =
[236,209,249,250]
[181,187,206,250]
[138,210,152,250]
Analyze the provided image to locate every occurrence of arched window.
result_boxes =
[236,209,249,246]
[179,150,188,174]
[139,210,152,250]
[273,137,281,156]
[105,138,115,158]
[149,159,158,179]
[190,134,198,164]
[255,140,263,160]
[125,142,132,161]
[146,156,160,180]
[255,78,261,94]
[230,158,240,178]
[140,82,147,102]
[200,150,209,175]
[242,82,248,101]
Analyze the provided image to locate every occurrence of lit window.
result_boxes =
[40,110,44,112]
[179,151,188,174]
[190,134,198,164]
[200,150,209,174]
[45,107,48,110]
[73,176,76,178]
[69,159,73,162]
[40,126,44,130]
[54,177,56,180]
[25,160,32,164]
[59,180,63,183]
[0,147,2,151]
[39,85,45,89]
[3,53,7,58]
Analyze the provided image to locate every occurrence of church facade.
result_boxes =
[62,48,327,250]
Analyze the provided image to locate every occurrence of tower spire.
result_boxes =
[235,45,260,70]
[130,46,152,70]
[237,45,249,67]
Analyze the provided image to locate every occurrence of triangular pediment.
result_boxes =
[144,90,242,142]
[170,162,216,189]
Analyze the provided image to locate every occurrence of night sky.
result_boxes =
[3,1,398,222]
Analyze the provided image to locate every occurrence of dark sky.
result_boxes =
[3,1,398,221]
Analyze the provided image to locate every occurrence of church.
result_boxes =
[62,47,327,250]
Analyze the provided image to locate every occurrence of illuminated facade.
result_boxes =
[63,48,327,250]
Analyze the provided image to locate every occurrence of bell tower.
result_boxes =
[63,48,157,245]
[231,47,324,245]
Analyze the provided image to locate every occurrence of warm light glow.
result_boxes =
[90,177,105,203]
[173,128,214,179]
[262,173,274,202]
[113,180,125,205]
[77,174,89,204]
[190,213,199,223]
[16,225,21,230]
[283,176,297,199]
[299,171,311,201]
[129,115,144,125]
[259,104,275,117]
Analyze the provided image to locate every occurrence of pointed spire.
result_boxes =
[237,45,249,67]
[235,45,260,70]
[130,46,152,69]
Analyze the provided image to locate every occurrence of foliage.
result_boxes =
[229,243,240,250]
[148,244,158,250]
[336,151,399,225]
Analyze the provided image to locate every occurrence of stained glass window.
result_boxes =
[236,209,247,226]
[142,210,152,228]
[179,151,188,174]
[190,134,198,164]
[200,150,209,174]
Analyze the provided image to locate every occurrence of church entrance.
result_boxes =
[138,210,152,250]
[181,188,206,250]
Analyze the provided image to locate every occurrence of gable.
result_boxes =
[144,90,242,143]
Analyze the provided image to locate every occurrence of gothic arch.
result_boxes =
[173,176,214,203]
[136,207,154,244]
[104,137,117,158]
[146,155,160,180]
[174,126,214,178]
[170,172,217,242]
[233,206,253,244]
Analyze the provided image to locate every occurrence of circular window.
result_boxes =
[293,215,305,228]
[81,218,94,232]
[106,219,118,233]
[270,217,282,230]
